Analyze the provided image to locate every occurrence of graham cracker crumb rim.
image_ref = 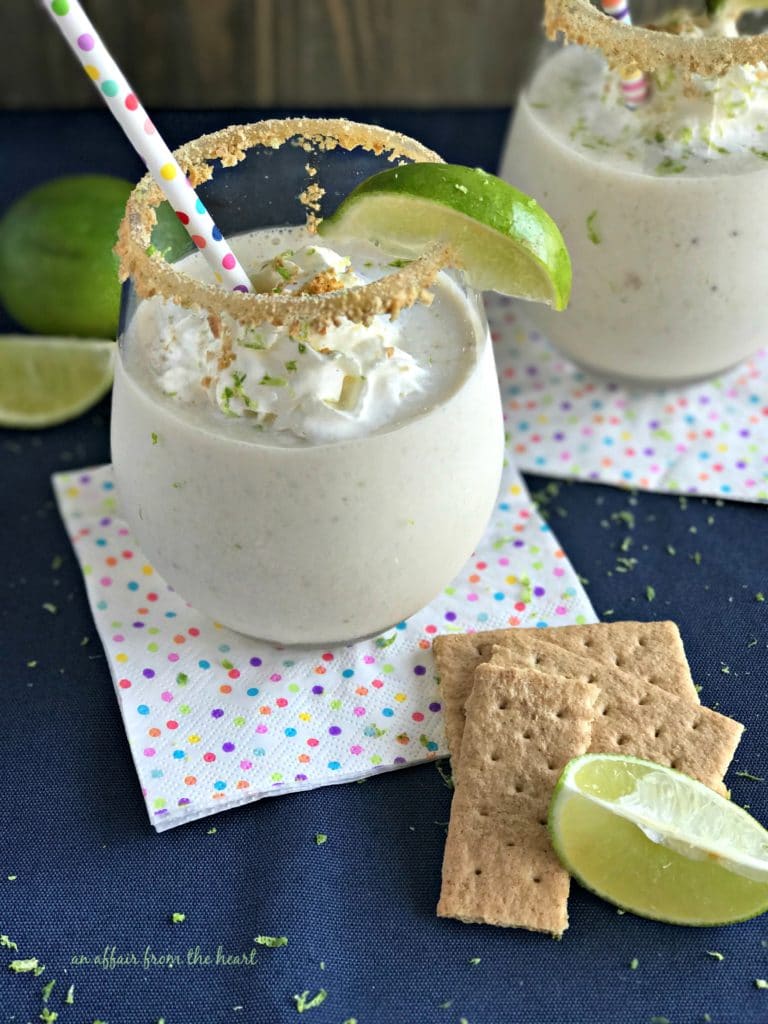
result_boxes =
[115,117,453,329]
[545,0,768,76]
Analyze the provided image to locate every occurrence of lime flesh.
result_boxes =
[549,754,768,926]
[319,163,571,310]
[0,335,115,429]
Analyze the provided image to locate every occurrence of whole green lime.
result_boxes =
[0,174,190,338]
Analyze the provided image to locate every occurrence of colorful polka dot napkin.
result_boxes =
[52,462,595,831]
[487,295,768,503]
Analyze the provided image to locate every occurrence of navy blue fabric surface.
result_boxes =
[1,108,768,1024]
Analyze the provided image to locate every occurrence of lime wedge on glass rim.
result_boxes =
[0,336,114,429]
[318,163,572,310]
[549,754,768,926]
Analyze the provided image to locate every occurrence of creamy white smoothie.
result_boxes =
[502,36,768,383]
[112,225,504,644]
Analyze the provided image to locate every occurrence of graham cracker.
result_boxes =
[486,643,743,796]
[432,621,698,767]
[437,665,599,936]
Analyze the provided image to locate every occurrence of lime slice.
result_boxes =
[549,754,768,926]
[0,335,115,429]
[319,163,572,310]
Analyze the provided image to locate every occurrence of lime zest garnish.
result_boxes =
[293,988,327,1013]
[586,211,601,245]
[315,833,328,845]
[254,936,288,948]
[8,958,39,973]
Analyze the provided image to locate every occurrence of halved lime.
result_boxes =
[549,754,768,926]
[319,163,572,310]
[0,175,190,338]
[0,336,114,429]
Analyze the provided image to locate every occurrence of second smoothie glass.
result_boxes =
[501,0,768,385]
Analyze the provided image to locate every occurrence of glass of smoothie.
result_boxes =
[112,118,505,646]
[501,0,768,385]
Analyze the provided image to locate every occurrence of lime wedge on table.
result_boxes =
[0,336,114,429]
[319,163,572,310]
[549,754,768,926]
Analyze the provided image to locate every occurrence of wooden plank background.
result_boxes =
[3,0,543,109]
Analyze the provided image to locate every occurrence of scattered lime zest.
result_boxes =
[376,633,397,648]
[170,912,185,923]
[630,957,639,970]
[706,950,724,961]
[0,935,18,951]
[645,586,656,602]
[41,978,56,1002]
[736,771,764,782]
[468,957,481,966]
[756,978,768,989]
[65,984,75,1005]
[293,988,327,1013]
[8,958,39,973]
[436,763,454,790]
[151,432,159,445]
[39,1009,58,1024]
[254,936,288,948]
[42,603,58,615]
[656,157,686,175]
[586,210,601,245]
[315,833,328,845]
[757,592,765,602]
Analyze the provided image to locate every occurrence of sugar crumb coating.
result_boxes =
[545,0,768,77]
[115,118,455,332]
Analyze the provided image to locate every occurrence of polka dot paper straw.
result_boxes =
[41,0,251,293]
[600,1,650,109]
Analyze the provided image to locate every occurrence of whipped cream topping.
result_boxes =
[532,19,768,175]
[138,242,428,443]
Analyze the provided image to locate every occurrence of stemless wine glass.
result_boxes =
[112,119,504,645]
[500,0,768,385]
